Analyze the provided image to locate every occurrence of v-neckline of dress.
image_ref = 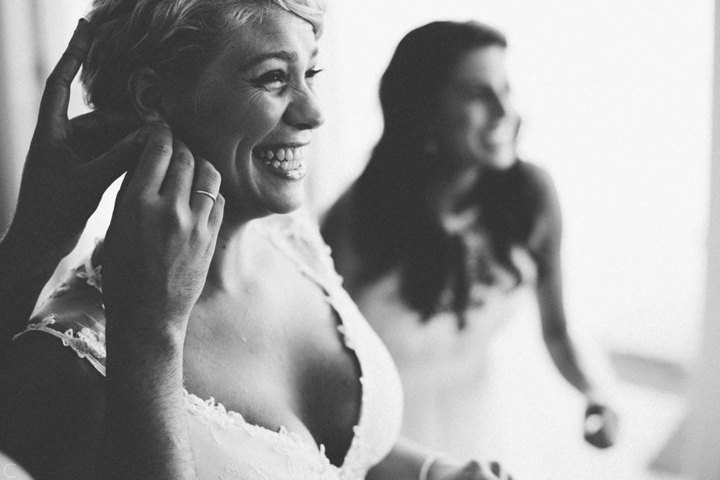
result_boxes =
[187,220,367,470]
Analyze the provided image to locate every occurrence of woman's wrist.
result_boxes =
[583,384,614,408]
[106,310,189,351]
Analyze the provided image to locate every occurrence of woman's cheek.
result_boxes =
[253,96,290,132]
[468,104,493,131]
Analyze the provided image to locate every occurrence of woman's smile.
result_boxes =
[253,142,310,179]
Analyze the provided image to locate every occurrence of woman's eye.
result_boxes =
[469,86,493,100]
[255,70,287,88]
[306,68,323,79]
[305,68,323,87]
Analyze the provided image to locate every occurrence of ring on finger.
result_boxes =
[192,190,217,204]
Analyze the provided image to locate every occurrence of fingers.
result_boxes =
[193,160,224,231]
[70,111,143,136]
[208,193,225,231]
[38,19,91,133]
[160,140,196,199]
[79,128,148,193]
[124,126,223,224]
[487,461,512,480]
[127,125,174,196]
[190,159,222,216]
[583,404,618,449]
[69,111,144,162]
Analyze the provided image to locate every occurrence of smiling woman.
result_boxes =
[0,1,511,480]
[321,21,619,473]
[81,0,325,219]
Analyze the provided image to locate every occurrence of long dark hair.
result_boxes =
[350,21,545,328]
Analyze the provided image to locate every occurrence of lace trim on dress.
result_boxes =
[183,390,332,462]
[16,313,334,465]
[13,314,107,375]
[327,292,380,480]
[76,254,103,292]
[251,218,372,478]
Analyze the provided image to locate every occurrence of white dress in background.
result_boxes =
[352,247,539,464]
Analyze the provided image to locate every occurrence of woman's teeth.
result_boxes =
[254,146,307,177]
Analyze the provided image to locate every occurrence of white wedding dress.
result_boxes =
[14,215,404,480]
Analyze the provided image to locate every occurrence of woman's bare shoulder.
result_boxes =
[516,160,558,203]
[0,330,105,480]
[515,161,563,270]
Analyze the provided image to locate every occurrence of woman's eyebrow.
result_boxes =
[240,47,319,71]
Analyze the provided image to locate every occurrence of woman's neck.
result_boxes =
[429,162,483,225]
[203,214,264,294]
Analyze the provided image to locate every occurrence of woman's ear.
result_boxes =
[127,68,168,124]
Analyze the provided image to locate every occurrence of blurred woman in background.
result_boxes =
[322,20,619,462]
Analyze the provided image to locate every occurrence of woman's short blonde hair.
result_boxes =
[82,0,325,113]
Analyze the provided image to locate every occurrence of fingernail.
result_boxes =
[75,18,89,34]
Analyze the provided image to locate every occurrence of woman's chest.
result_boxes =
[182,266,362,467]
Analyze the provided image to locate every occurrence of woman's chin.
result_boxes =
[268,198,304,215]
[489,156,517,171]
[259,186,306,215]
[243,159,308,215]
[482,147,517,170]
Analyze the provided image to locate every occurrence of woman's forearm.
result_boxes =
[100,321,197,480]
[543,327,596,395]
[537,276,609,401]
[536,251,599,398]
[537,247,619,448]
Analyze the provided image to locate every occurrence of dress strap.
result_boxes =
[13,251,107,376]
[251,214,344,294]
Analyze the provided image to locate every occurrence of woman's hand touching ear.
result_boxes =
[6,20,144,260]
[0,19,143,355]
[102,126,224,338]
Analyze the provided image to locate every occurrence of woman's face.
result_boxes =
[167,9,324,219]
[433,45,518,172]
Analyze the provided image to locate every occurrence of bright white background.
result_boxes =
[307,3,713,478]
[0,1,715,478]
[311,0,714,366]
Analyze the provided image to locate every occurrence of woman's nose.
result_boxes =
[489,91,510,120]
[283,85,325,130]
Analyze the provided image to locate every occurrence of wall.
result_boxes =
[686,0,720,477]
[0,1,42,235]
